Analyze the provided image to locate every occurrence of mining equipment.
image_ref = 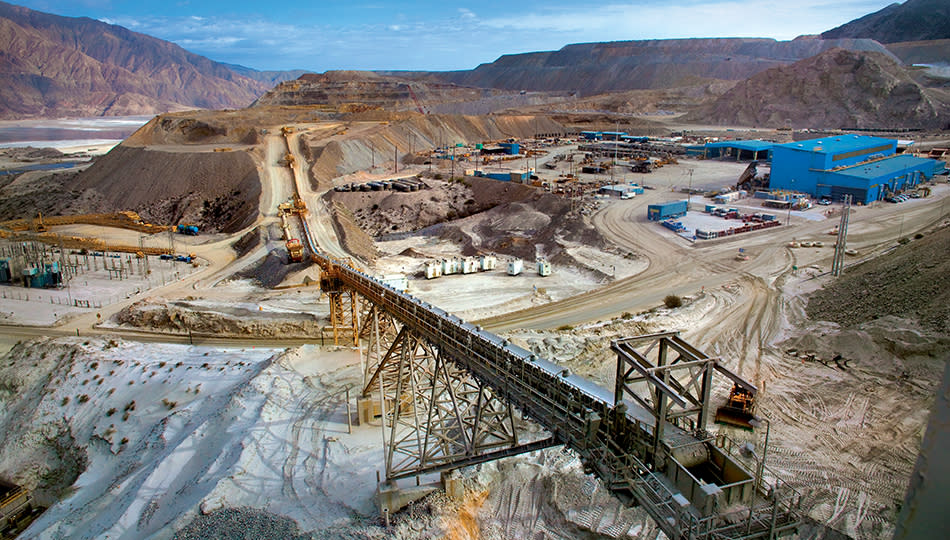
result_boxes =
[286,238,304,263]
[176,224,199,236]
[1,479,39,537]
[715,384,757,429]
[736,161,770,192]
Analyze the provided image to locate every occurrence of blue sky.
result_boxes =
[14,1,897,72]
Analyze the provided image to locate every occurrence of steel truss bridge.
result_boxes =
[308,246,800,539]
[284,130,800,539]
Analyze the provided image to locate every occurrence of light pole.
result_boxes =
[749,416,771,495]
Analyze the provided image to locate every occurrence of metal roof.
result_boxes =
[704,140,774,151]
[776,134,894,154]
[830,154,937,179]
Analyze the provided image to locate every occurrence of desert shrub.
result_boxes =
[664,295,683,309]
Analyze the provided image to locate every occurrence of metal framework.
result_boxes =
[308,251,801,539]
[612,332,757,457]
[361,307,556,482]
[831,194,852,277]
[321,272,360,346]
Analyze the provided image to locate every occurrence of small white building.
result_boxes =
[507,259,523,276]
[442,258,461,275]
[425,261,443,279]
[479,255,497,271]
[462,257,479,274]
[537,259,551,277]
[380,274,409,291]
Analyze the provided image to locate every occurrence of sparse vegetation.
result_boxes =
[78,394,90,404]
[664,295,683,309]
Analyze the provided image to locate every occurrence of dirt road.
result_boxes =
[479,184,950,332]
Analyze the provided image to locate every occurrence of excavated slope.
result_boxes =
[807,224,950,332]
[403,38,896,95]
[73,145,260,232]
[686,48,950,129]
[302,113,568,189]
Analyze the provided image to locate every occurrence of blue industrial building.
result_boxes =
[699,140,774,161]
[769,134,943,204]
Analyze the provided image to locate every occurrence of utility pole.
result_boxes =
[686,168,694,210]
[394,144,398,174]
[451,144,456,180]
[831,194,851,277]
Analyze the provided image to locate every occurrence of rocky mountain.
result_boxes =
[388,37,895,96]
[686,48,949,130]
[822,0,950,44]
[222,64,310,86]
[0,1,270,119]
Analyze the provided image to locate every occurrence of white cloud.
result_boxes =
[478,0,896,40]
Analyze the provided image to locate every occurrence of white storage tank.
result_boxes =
[507,259,523,276]
[479,255,497,271]
[380,274,409,291]
[537,259,552,277]
[462,257,479,274]
[442,258,461,275]
[425,261,443,279]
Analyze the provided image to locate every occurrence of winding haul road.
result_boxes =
[1,121,948,355]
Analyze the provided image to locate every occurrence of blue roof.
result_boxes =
[830,154,937,179]
[705,140,774,151]
[776,134,894,154]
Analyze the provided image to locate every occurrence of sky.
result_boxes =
[12,0,898,72]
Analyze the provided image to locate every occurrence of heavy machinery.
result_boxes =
[715,384,757,430]
[176,224,199,235]
[286,238,304,263]
[736,160,770,192]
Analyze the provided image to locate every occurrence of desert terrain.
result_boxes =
[0,97,947,540]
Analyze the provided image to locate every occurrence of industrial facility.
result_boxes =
[769,135,944,204]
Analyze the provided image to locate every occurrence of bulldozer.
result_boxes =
[715,384,757,430]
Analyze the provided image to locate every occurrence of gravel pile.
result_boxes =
[172,507,312,540]
[807,224,950,332]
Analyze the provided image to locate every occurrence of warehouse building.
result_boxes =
[699,140,774,161]
[769,134,944,204]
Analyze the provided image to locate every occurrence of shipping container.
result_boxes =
[479,255,497,271]
[507,259,523,276]
[537,260,552,276]
[647,200,688,221]
[462,258,479,274]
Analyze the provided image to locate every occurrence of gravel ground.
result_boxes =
[172,508,312,540]
[806,223,950,332]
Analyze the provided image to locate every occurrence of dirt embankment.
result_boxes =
[114,298,326,337]
[807,224,950,332]
[0,170,109,221]
[72,145,261,232]
[301,113,568,189]
[327,176,537,237]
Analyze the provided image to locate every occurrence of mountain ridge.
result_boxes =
[381,37,897,95]
[686,48,950,129]
[822,0,950,44]
[0,1,270,119]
